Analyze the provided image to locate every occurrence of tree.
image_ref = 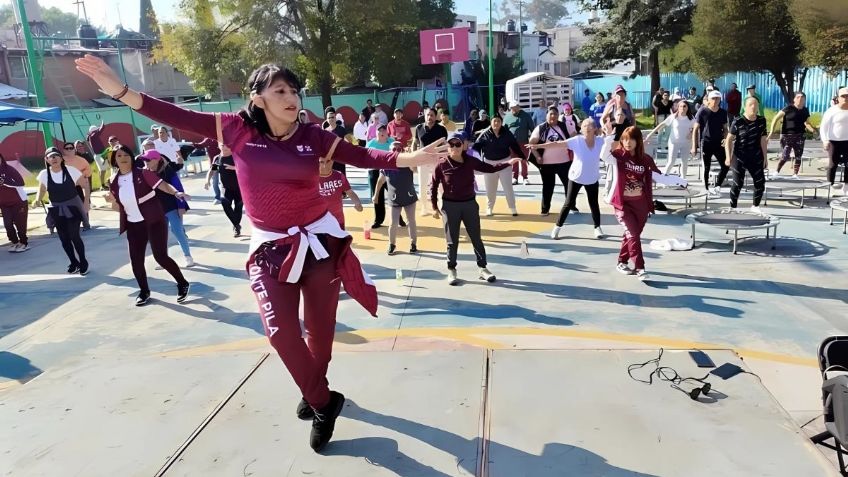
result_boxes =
[495,0,570,30]
[688,0,803,103]
[41,7,83,37]
[791,0,848,77]
[575,0,695,97]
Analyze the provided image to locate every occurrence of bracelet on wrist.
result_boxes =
[112,84,130,101]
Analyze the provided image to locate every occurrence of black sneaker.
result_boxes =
[409,243,418,254]
[78,261,90,276]
[310,391,345,452]
[177,282,190,303]
[370,223,383,229]
[67,263,80,274]
[653,200,669,212]
[387,244,396,256]
[233,226,241,238]
[136,290,150,306]
[297,397,315,420]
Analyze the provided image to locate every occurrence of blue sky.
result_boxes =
[33,0,587,32]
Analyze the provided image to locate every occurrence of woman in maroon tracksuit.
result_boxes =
[606,127,687,281]
[76,55,447,452]
[106,145,191,306]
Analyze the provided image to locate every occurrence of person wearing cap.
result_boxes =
[670,87,683,102]
[726,96,768,213]
[744,85,764,116]
[34,147,90,275]
[431,131,520,285]
[692,90,730,195]
[601,85,635,134]
[769,92,816,178]
[141,149,195,267]
[412,108,448,216]
[726,83,742,122]
[104,145,191,306]
[373,140,418,255]
[821,87,848,191]
[503,101,534,185]
[387,108,413,148]
[472,114,524,216]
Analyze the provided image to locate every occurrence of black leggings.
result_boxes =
[702,142,729,188]
[828,140,848,184]
[55,215,86,266]
[557,181,601,227]
[221,189,243,228]
[730,156,766,208]
[540,162,570,214]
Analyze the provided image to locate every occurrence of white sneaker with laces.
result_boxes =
[635,269,649,281]
[447,269,458,286]
[485,207,494,217]
[550,225,561,240]
[478,267,496,283]
[523,178,530,185]
[616,263,633,275]
[185,256,195,268]
[594,227,604,239]
[750,206,763,214]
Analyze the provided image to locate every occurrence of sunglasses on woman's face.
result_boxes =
[64,146,74,151]
[448,140,463,148]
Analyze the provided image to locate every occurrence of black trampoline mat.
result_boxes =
[695,213,771,227]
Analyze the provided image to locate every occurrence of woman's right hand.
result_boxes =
[74,54,126,96]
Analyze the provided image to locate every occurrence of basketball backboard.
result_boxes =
[420,27,470,65]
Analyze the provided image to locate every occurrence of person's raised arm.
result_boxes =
[323,129,448,171]
[768,110,785,140]
[600,101,614,125]
[156,180,190,200]
[76,55,218,139]
[646,116,669,142]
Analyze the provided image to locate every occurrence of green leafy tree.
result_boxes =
[791,0,848,77]
[688,0,803,103]
[0,5,15,28]
[41,7,84,37]
[576,0,695,96]
[495,0,570,30]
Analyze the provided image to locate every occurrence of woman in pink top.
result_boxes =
[76,55,446,453]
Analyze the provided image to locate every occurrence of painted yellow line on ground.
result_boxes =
[158,326,817,367]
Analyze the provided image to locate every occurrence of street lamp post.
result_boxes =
[488,0,494,115]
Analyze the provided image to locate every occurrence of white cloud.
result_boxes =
[30,0,178,32]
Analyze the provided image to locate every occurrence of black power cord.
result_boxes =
[627,348,713,400]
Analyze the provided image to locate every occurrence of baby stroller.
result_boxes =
[811,335,848,476]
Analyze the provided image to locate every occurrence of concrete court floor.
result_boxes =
[1,147,846,475]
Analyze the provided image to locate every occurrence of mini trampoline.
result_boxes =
[830,198,848,234]
[763,178,831,208]
[685,209,780,254]
[652,186,710,209]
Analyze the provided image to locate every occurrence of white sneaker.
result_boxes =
[478,267,496,283]
[447,269,458,286]
[485,208,494,217]
[770,171,782,179]
[512,178,518,185]
[635,269,649,281]
[791,174,799,179]
[17,243,29,253]
[523,178,530,185]
[616,263,634,275]
[185,256,195,268]
[213,199,221,205]
[8,243,19,253]
[594,227,604,239]
[750,206,762,214]
[834,183,845,191]
[550,225,561,240]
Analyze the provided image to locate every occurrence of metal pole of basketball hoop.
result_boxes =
[488,0,494,115]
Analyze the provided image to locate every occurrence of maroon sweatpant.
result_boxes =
[614,199,651,271]
[247,236,343,410]
[1,201,28,245]
[126,219,186,292]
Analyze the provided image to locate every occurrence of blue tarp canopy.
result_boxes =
[0,101,62,125]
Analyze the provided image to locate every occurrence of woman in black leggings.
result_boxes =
[726,97,768,213]
[34,147,90,274]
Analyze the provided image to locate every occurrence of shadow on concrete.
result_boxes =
[379,291,573,326]
[334,401,660,477]
[0,351,42,382]
[491,278,752,319]
[693,236,830,258]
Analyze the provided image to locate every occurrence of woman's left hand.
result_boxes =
[412,138,449,165]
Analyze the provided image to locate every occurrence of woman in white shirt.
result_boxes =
[153,127,185,176]
[352,113,369,146]
[645,100,696,178]
[529,118,606,239]
[34,147,90,275]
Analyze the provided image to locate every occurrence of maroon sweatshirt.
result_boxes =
[430,152,510,210]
